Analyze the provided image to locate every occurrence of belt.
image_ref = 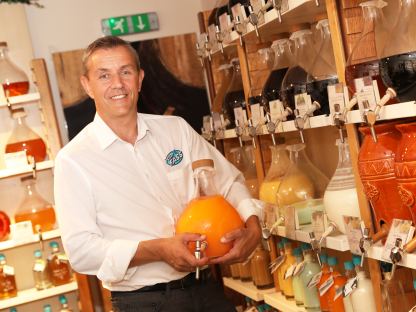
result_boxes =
[111,269,211,295]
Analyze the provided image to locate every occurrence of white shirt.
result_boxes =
[54,113,259,291]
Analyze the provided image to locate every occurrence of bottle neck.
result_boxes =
[337,141,352,168]
[194,167,218,197]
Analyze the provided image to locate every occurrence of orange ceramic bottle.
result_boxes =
[176,159,244,258]
[327,257,346,312]
[317,254,330,312]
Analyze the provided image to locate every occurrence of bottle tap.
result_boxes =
[235,119,244,147]
[215,25,224,54]
[390,238,403,279]
[234,15,245,46]
[248,6,260,38]
[359,222,390,267]
[309,232,322,266]
[271,0,282,22]
[333,103,345,143]
[318,222,338,246]
[375,87,396,117]
[265,113,277,146]
[362,100,377,143]
[294,101,320,143]
[194,240,208,280]
[209,117,217,149]
[195,43,204,67]
[204,35,212,62]
[315,0,320,6]
[247,119,257,149]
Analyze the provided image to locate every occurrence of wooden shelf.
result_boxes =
[0,229,61,252]
[367,243,416,271]
[0,93,41,108]
[223,277,275,301]
[0,160,54,180]
[264,292,306,312]
[0,281,78,309]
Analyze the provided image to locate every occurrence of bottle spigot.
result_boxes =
[272,0,282,22]
[235,119,244,147]
[260,0,273,15]
[269,215,285,234]
[341,95,358,124]
[294,109,305,143]
[390,238,403,279]
[234,15,245,46]
[309,232,322,266]
[194,240,208,280]
[359,222,372,267]
[247,119,257,149]
[204,36,212,62]
[35,224,44,252]
[362,100,377,143]
[209,118,217,149]
[315,0,320,6]
[375,87,396,116]
[318,222,338,246]
[28,156,37,179]
[195,43,204,67]
[333,104,345,143]
[265,113,277,146]
[248,6,260,38]
[215,25,224,54]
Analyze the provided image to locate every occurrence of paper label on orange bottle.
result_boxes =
[334,285,344,301]
[307,271,322,288]
[319,276,334,296]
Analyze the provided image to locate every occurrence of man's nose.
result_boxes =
[111,73,123,87]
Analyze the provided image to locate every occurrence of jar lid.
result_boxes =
[0,42,7,48]
[191,159,214,170]
[20,175,35,183]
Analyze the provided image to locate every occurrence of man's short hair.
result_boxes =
[82,36,140,76]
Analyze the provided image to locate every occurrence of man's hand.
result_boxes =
[209,215,261,264]
[132,233,209,272]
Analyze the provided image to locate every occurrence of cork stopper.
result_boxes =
[192,159,214,170]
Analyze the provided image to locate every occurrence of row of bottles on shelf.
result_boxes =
[0,174,56,242]
[8,295,74,312]
[0,241,73,300]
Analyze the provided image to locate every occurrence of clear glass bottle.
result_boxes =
[277,143,329,224]
[212,64,233,113]
[15,175,56,233]
[0,254,17,299]
[222,58,246,129]
[0,42,29,97]
[292,247,304,306]
[5,107,47,163]
[279,242,296,299]
[33,249,52,290]
[59,295,73,312]
[351,259,376,312]
[299,247,321,312]
[251,243,274,289]
[176,159,243,258]
[323,140,361,233]
[327,257,346,312]
[47,241,73,286]
[343,261,355,312]
[379,0,416,102]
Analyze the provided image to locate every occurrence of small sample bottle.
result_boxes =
[0,254,17,300]
[33,249,52,290]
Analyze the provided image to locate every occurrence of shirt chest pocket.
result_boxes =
[166,166,194,209]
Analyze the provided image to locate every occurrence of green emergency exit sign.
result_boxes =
[102,12,159,36]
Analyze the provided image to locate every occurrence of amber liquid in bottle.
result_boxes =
[0,256,17,300]
[15,204,56,233]
[5,137,47,163]
[2,81,29,97]
[48,243,73,286]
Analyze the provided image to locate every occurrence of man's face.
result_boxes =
[80,46,144,120]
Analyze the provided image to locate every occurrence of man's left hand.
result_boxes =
[209,215,261,264]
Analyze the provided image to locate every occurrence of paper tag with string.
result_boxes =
[293,261,306,276]
[307,271,322,288]
[343,277,357,297]
[270,254,286,274]
[319,276,334,296]
[284,263,297,279]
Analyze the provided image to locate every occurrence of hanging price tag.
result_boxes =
[319,276,334,296]
[284,264,297,279]
[270,255,286,274]
[334,285,344,301]
[382,219,415,261]
[307,271,322,289]
[293,261,306,277]
[343,216,363,255]
[343,277,358,297]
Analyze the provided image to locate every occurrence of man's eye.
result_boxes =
[99,73,110,80]
[121,70,132,76]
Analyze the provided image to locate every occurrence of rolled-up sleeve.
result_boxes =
[54,153,138,283]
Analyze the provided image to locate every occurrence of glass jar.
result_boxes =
[250,243,274,289]
[176,159,244,258]
[323,140,361,233]
[223,58,246,129]
[238,261,252,282]
[0,42,29,97]
[15,175,56,233]
[212,64,233,113]
[5,107,47,163]
[379,0,416,102]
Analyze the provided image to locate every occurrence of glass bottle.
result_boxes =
[323,140,361,233]
[0,254,17,299]
[230,263,240,279]
[279,242,296,299]
[33,250,52,290]
[350,259,376,312]
[276,240,286,292]
[345,1,390,98]
[176,159,244,258]
[59,295,73,312]
[238,260,252,282]
[43,305,52,312]
[292,247,304,306]
[47,241,73,286]
[299,247,321,312]
[14,175,56,233]
[379,0,416,102]
[326,257,346,312]
[277,143,329,225]
[212,64,233,113]
[342,261,355,312]
[222,58,246,129]
[317,253,330,312]
[306,19,339,116]
[5,107,47,163]
[0,42,29,97]
[250,243,274,289]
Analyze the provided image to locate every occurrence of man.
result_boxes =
[54,36,261,312]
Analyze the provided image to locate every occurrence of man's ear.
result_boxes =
[80,75,94,99]
[138,69,145,92]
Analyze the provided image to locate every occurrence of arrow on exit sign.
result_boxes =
[101,12,159,36]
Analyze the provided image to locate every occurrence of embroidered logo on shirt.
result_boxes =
[165,149,183,167]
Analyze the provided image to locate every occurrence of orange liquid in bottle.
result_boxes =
[317,264,331,312]
[48,256,72,286]
[327,272,346,312]
[5,137,47,162]
[15,205,56,232]
[2,81,29,97]
[0,269,17,299]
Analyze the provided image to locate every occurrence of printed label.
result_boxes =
[3,265,14,276]
[319,276,334,296]
[312,211,326,241]
[293,261,306,276]
[34,262,46,272]
[269,99,285,122]
[284,264,297,280]
[250,103,261,127]
[10,221,34,244]
[334,285,344,301]
[219,13,232,43]
[308,271,322,288]
[343,277,358,297]
[355,76,378,112]
[343,216,363,255]
[382,219,415,262]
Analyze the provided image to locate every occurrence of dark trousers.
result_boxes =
[111,273,236,312]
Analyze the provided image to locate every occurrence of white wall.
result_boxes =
[23,0,204,142]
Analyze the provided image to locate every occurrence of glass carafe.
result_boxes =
[259,145,290,206]
[33,249,52,290]
[212,64,233,113]
[15,175,56,233]
[0,42,29,97]
[345,1,390,98]
[47,241,73,286]
[323,140,361,233]
[306,19,339,116]
[379,0,416,102]
[5,107,47,163]
[276,143,329,225]
[0,254,17,300]
[176,159,244,258]
[223,58,246,129]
